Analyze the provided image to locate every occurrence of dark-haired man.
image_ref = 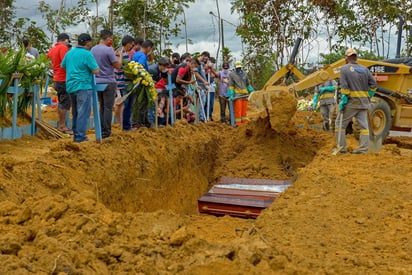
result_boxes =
[61,33,99,143]
[114,35,135,129]
[171,52,180,68]
[131,40,154,128]
[91,29,122,138]
[47,33,73,134]
[23,39,39,58]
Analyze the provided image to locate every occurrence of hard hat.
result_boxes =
[234,60,242,68]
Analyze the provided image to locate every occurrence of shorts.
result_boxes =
[54,81,71,110]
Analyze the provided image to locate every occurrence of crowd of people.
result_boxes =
[44,30,256,142]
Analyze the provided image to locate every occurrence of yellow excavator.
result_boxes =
[249,38,412,140]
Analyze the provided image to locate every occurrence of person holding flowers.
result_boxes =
[131,40,154,129]
[123,61,157,128]
[114,35,134,130]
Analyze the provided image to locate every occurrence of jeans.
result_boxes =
[70,90,91,143]
[148,105,156,127]
[205,92,215,120]
[122,94,135,130]
[98,83,116,138]
[197,89,207,121]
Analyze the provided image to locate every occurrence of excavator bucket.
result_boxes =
[367,110,382,152]
[249,88,297,132]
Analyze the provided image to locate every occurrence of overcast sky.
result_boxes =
[14,0,243,62]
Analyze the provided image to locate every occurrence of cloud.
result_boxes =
[171,0,243,62]
[13,0,243,62]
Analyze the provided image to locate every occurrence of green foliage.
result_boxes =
[0,49,49,117]
[114,0,195,56]
[0,0,14,45]
[231,0,412,88]
[320,47,382,65]
[38,0,92,39]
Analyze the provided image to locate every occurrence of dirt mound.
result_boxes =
[0,108,411,274]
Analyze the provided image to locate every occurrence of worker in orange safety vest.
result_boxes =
[228,60,254,126]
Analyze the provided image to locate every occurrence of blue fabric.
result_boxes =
[148,105,156,126]
[132,51,148,70]
[61,47,98,93]
[312,93,319,110]
[319,85,335,93]
[228,89,235,100]
[205,91,215,120]
[339,94,348,111]
[247,85,254,93]
[122,94,135,130]
[70,90,92,142]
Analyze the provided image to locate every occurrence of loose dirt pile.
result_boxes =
[0,102,411,274]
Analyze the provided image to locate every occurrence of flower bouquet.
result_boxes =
[123,61,157,108]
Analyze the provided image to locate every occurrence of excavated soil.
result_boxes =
[0,97,411,274]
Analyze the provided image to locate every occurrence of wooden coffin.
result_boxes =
[198,177,292,219]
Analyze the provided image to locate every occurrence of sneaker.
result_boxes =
[332,148,347,154]
[351,149,367,154]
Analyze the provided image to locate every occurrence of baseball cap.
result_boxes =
[57,33,70,42]
[345,48,357,57]
[235,60,242,68]
[78,33,92,44]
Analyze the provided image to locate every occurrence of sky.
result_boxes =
[13,0,244,63]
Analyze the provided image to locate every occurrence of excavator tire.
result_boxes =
[369,100,392,140]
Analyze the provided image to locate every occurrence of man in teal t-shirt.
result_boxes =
[61,33,99,143]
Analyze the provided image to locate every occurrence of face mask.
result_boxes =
[173,59,179,65]
[107,39,113,47]
[223,68,229,73]
[203,58,208,64]
[235,67,242,73]
[161,68,168,73]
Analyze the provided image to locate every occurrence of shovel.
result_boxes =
[367,109,382,152]
[332,111,344,155]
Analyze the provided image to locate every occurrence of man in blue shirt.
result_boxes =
[61,33,99,143]
[132,40,154,128]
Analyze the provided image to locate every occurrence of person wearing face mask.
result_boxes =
[194,51,211,122]
[91,29,123,139]
[204,57,218,121]
[217,62,230,123]
[148,57,171,126]
[170,52,180,68]
[228,60,255,126]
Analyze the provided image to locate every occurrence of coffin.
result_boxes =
[198,177,292,219]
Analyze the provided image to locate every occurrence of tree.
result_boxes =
[0,0,14,45]
[231,0,412,89]
[114,0,195,56]
[38,0,92,41]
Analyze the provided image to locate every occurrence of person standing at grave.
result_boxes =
[47,33,73,134]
